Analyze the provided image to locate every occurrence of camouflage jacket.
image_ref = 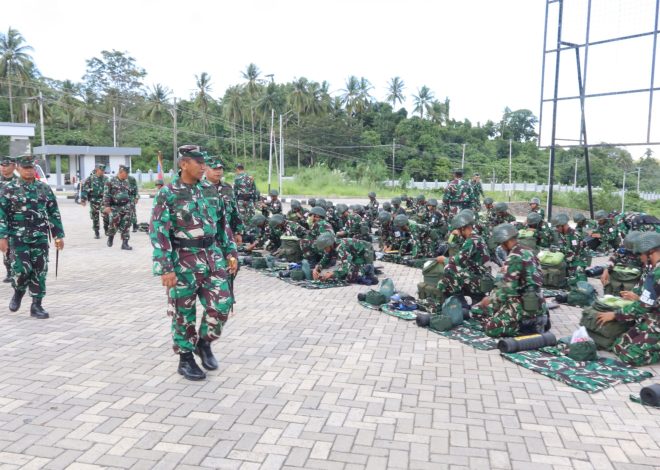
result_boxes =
[1,174,18,184]
[615,263,658,322]
[317,238,372,280]
[233,173,258,201]
[269,221,307,249]
[529,206,546,220]
[490,213,517,228]
[447,233,491,275]
[286,208,308,228]
[305,219,334,241]
[442,178,471,214]
[220,182,245,235]
[575,220,597,237]
[529,224,556,249]
[593,220,619,248]
[263,199,282,215]
[128,175,139,203]
[0,178,65,243]
[367,199,379,216]
[608,248,643,272]
[149,175,237,276]
[103,176,136,208]
[554,227,583,266]
[81,172,109,202]
[494,243,544,302]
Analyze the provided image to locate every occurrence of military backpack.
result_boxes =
[604,266,641,296]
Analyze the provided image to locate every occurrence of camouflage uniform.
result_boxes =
[301,218,334,261]
[128,174,139,230]
[390,220,421,257]
[317,237,374,282]
[80,170,109,235]
[262,197,282,216]
[438,233,491,298]
[0,168,65,301]
[442,177,472,217]
[367,197,379,221]
[150,175,237,354]
[612,262,660,366]
[103,172,136,243]
[469,179,484,211]
[555,226,587,284]
[490,212,517,228]
[471,243,547,337]
[233,172,258,221]
[0,162,18,281]
[593,219,619,250]
[220,182,244,237]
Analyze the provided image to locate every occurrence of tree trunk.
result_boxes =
[251,107,256,160]
[242,116,247,158]
[259,122,262,161]
[7,70,14,122]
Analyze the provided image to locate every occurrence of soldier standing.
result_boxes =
[470,173,484,211]
[128,172,139,233]
[80,163,109,239]
[103,164,135,250]
[234,163,258,222]
[0,155,64,319]
[150,146,238,381]
[202,156,244,244]
[442,168,472,217]
[0,156,17,282]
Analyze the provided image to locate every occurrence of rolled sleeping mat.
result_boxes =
[416,312,431,327]
[640,384,660,407]
[497,332,557,353]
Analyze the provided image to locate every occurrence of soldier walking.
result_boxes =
[0,155,64,319]
[442,168,472,217]
[0,156,17,282]
[80,163,109,239]
[128,171,139,232]
[149,146,238,381]
[103,165,135,250]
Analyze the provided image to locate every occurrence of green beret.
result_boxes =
[16,154,35,167]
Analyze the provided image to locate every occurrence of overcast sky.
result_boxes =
[2,0,659,157]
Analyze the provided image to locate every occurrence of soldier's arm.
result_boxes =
[102,180,112,208]
[0,190,9,239]
[214,199,238,259]
[495,254,522,302]
[45,186,65,239]
[80,178,90,201]
[149,189,175,275]
[333,248,353,280]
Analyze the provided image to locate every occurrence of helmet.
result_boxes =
[484,197,494,205]
[574,213,586,223]
[594,210,608,221]
[492,223,518,244]
[530,197,541,205]
[637,232,660,254]
[268,214,285,229]
[494,202,508,213]
[416,194,425,202]
[326,200,334,207]
[336,203,349,214]
[269,189,279,197]
[401,194,408,199]
[314,232,336,251]
[393,214,409,228]
[317,198,327,209]
[551,213,570,227]
[308,198,316,207]
[353,205,365,215]
[310,207,326,218]
[368,191,376,198]
[290,199,301,210]
[623,231,642,251]
[391,197,402,206]
[378,211,392,224]
[451,211,475,229]
[526,212,543,226]
[250,214,266,227]
[382,201,392,211]
[426,198,438,207]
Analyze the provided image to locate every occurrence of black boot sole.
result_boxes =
[177,368,206,380]
[195,349,219,370]
[30,311,49,319]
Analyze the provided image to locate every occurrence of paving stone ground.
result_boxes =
[0,199,658,470]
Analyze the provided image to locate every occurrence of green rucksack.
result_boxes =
[518,229,538,253]
[604,266,641,296]
[417,282,444,301]
[567,281,597,307]
[278,236,303,262]
[567,341,598,361]
[538,251,567,288]
[580,300,633,349]
[365,290,388,306]
[290,270,305,281]
[422,260,444,286]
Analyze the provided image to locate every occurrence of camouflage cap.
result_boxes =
[393,214,409,228]
[178,144,204,158]
[492,223,518,244]
[205,155,224,169]
[250,214,267,227]
[269,189,279,197]
[0,156,15,166]
[526,212,543,225]
[637,232,660,254]
[484,197,494,205]
[494,202,508,213]
[268,214,285,229]
[17,154,36,167]
[314,232,336,251]
[95,163,106,170]
[118,164,130,173]
[310,206,326,218]
[551,213,570,226]
[594,210,608,221]
[574,213,586,223]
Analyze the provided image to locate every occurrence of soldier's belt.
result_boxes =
[237,194,253,201]
[112,201,130,207]
[172,237,215,249]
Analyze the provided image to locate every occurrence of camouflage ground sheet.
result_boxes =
[501,348,653,393]
[379,303,418,321]
[425,318,500,351]
[0,199,659,469]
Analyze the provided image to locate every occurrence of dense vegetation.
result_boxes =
[1,27,659,198]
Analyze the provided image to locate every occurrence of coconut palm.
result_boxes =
[341,76,360,117]
[412,85,435,119]
[223,85,244,157]
[194,72,213,133]
[386,76,405,109]
[144,83,171,124]
[59,79,81,130]
[0,27,36,122]
[356,77,373,114]
[241,63,262,159]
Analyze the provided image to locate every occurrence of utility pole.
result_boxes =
[268,109,274,193]
[461,143,466,169]
[636,167,641,192]
[622,171,627,213]
[573,158,578,190]
[392,138,396,187]
[112,106,117,147]
[508,139,512,200]
[279,114,284,195]
[23,103,28,123]
[172,98,178,168]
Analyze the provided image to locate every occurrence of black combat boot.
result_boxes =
[3,269,11,283]
[107,235,114,247]
[9,289,25,312]
[94,230,100,239]
[132,224,138,232]
[30,298,49,319]
[121,239,132,250]
[178,352,206,380]
[195,338,218,370]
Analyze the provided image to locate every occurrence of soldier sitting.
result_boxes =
[267,214,307,252]
[471,223,548,337]
[483,197,495,222]
[312,232,376,284]
[286,199,307,228]
[523,212,555,251]
[600,231,644,295]
[261,189,282,216]
[387,214,421,257]
[551,213,588,286]
[592,210,619,251]
[489,202,517,228]
[245,214,269,252]
[301,207,334,263]
[528,197,545,220]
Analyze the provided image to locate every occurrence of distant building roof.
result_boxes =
[32,145,141,156]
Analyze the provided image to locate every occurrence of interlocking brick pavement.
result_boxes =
[0,199,658,469]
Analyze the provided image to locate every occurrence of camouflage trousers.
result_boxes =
[167,259,234,354]
[471,298,525,338]
[3,247,12,278]
[567,260,588,287]
[89,199,109,234]
[107,206,131,240]
[237,200,255,222]
[10,239,49,299]
[130,203,137,227]
[612,322,660,366]
[438,266,485,298]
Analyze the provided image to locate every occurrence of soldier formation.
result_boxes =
[1,152,658,380]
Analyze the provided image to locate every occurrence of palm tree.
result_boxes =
[356,77,373,114]
[412,85,435,119]
[341,76,360,117]
[59,79,80,130]
[386,76,405,109]
[194,72,213,133]
[223,85,244,157]
[0,27,36,122]
[144,83,171,124]
[241,63,261,160]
